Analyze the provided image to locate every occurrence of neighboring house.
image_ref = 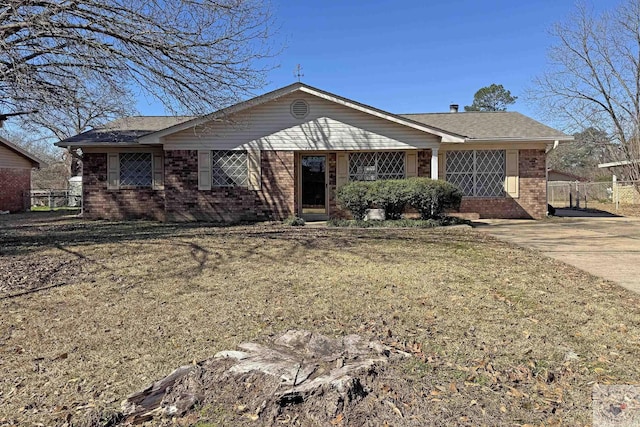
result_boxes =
[547,169,588,182]
[56,83,573,222]
[0,137,41,212]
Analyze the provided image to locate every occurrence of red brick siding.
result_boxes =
[0,167,30,212]
[261,151,296,219]
[82,148,546,222]
[417,149,431,178]
[164,150,295,222]
[327,153,338,216]
[457,149,546,219]
[82,153,165,220]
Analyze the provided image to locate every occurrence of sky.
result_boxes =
[137,0,613,123]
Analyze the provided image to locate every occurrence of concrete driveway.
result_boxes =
[476,210,640,294]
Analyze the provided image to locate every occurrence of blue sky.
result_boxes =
[139,1,611,122]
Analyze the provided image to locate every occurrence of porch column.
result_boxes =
[431,148,439,180]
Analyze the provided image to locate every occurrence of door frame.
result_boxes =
[297,152,330,220]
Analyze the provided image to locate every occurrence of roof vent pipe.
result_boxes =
[449,104,459,113]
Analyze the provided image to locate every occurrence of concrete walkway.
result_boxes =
[476,213,640,294]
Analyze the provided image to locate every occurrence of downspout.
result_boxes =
[545,140,560,215]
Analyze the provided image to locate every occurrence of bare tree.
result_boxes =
[16,82,137,179]
[0,0,276,118]
[531,0,640,181]
[18,82,136,141]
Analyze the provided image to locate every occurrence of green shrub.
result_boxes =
[336,181,373,220]
[407,177,462,220]
[369,180,411,220]
[336,177,462,221]
[282,216,306,226]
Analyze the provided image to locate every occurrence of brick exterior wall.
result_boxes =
[261,150,296,219]
[164,150,295,222]
[417,149,431,178]
[327,153,338,217]
[82,148,546,222]
[0,167,30,212]
[457,149,547,219]
[82,153,165,220]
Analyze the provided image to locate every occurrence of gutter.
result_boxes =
[466,136,573,143]
[54,142,153,149]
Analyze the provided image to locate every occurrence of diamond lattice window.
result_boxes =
[212,151,248,187]
[348,152,405,181]
[446,150,505,197]
[120,153,152,187]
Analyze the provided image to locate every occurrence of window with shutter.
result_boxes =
[211,150,248,187]
[118,153,153,187]
[446,150,505,197]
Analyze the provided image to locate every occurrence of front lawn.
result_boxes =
[0,213,639,426]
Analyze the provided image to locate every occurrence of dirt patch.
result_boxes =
[0,255,84,295]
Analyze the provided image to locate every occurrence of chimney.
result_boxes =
[449,104,459,113]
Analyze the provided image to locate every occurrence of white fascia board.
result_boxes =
[67,143,152,149]
[139,84,467,145]
[138,86,303,144]
[598,160,636,168]
[297,87,465,142]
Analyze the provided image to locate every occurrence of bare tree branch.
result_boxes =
[0,0,278,117]
[530,0,640,181]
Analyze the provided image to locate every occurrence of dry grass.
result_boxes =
[584,201,640,217]
[1,212,640,426]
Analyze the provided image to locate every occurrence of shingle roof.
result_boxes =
[56,116,196,146]
[400,111,571,140]
[58,90,572,147]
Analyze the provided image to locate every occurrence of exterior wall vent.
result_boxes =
[290,99,309,119]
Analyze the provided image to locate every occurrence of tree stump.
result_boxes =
[121,330,404,425]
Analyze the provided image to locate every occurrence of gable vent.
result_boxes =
[290,99,309,119]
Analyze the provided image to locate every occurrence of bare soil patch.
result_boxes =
[0,213,639,426]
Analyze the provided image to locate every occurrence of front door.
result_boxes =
[301,155,327,218]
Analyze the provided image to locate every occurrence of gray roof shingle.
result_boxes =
[58,92,571,147]
[57,116,196,146]
[400,111,570,140]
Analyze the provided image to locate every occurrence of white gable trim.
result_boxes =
[295,87,465,143]
[138,84,466,145]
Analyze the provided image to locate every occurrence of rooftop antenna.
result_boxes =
[294,64,304,82]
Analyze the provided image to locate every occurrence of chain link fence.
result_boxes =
[28,189,82,211]
[548,180,640,214]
